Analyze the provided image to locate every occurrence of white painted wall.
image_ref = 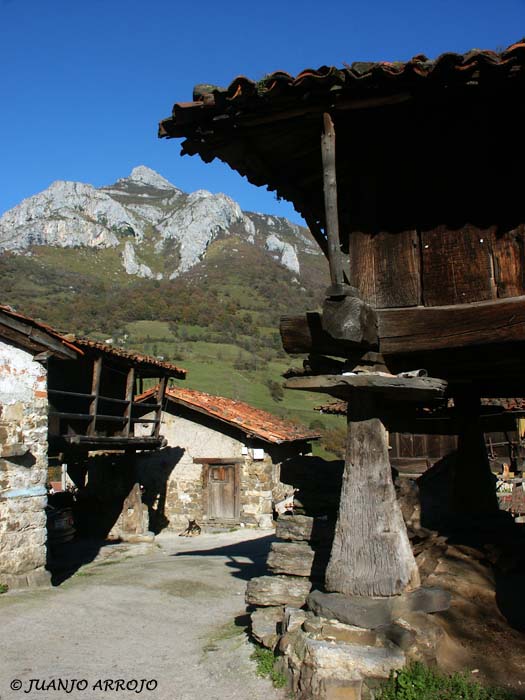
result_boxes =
[0,340,49,587]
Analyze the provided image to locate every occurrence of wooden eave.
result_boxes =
[0,313,79,360]
[56,435,164,451]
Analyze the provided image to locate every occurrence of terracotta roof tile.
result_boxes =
[160,41,525,137]
[137,386,319,444]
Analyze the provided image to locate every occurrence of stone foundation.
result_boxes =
[0,342,50,589]
[247,514,452,699]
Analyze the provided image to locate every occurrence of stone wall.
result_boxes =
[0,341,49,588]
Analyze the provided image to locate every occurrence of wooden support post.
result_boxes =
[321,112,345,293]
[451,394,499,515]
[123,367,135,437]
[325,392,420,597]
[87,356,102,437]
[153,376,166,437]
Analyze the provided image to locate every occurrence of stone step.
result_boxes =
[246,575,312,607]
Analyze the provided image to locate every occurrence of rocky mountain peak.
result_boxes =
[0,167,320,280]
[125,166,178,191]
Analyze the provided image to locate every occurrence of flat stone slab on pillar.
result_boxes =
[308,587,451,629]
[284,373,447,402]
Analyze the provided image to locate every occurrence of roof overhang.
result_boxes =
[0,309,79,360]
[160,41,525,252]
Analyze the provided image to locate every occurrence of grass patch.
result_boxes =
[376,662,515,700]
[0,583,8,594]
[156,578,221,598]
[203,618,246,652]
[250,644,287,689]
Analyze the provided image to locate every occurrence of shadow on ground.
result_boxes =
[171,535,275,581]
[46,537,124,585]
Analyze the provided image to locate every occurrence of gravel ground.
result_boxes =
[0,529,286,700]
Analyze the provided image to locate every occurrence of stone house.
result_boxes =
[135,386,319,531]
[0,306,78,588]
[0,304,186,588]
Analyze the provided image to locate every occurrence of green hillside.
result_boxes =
[0,235,345,458]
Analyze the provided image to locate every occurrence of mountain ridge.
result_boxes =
[0,165,318,281]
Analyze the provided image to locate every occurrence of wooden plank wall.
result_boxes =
[347,225,525,309]
[348,230,421,307]
[389,433,458,473]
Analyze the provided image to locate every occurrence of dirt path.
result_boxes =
[0,530,285,700]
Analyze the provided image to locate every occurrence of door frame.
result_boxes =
[196,457,242,522]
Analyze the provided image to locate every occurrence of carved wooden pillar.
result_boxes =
[325,391,420,597]
[285,373,447,597]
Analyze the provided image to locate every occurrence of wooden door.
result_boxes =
[207,465,238,520]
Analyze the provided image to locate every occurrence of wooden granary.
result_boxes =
[160,41,525,598]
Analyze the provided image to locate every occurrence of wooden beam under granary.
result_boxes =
[159,41,525,599]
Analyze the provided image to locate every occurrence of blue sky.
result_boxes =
[1,0,523,224]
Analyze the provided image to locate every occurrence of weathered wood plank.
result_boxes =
[348,230,421,308]
[153,376,166,438]
[62,435,163,449]
[321,112,345,289]
[124,367,135,437]
[87,356,102,437]
[0,313,79,360]
[421,225,495,306]
[193,457,244,464]
[489,225,525,299]
[379,295,525,354]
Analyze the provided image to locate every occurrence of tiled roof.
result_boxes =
[159,40,525,248]
[0,305,186,377]
[137,385,319,444]
[160,41,525,137]
[71,338,186,377]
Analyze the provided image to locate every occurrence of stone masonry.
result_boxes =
[0,340,50,588]
[136,410,292,531]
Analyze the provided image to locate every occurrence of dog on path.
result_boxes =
[179,519,202,537]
